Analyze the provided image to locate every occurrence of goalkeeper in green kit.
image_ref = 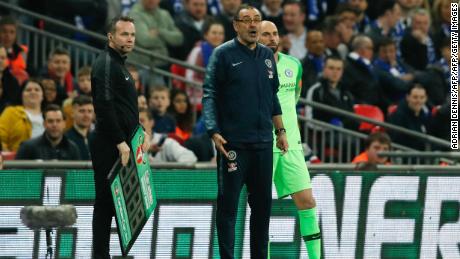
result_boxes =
[259,21,321,258]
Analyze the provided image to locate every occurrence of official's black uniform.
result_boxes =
[203,38,282,259]
[90,46,138,259]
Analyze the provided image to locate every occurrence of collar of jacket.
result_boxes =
[320,76,343,91]
[233,37,259,56]
[106,45,127,64]
[40,132,70,148]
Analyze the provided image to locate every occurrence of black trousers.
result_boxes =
[90,135,118,259]
[216,144,273,259]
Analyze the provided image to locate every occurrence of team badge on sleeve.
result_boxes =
[285,69,293,78]
[227,150,238,172]
[265,59,272,68]
[228,151,237,161]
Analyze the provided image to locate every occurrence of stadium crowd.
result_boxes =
[0,0,455,165]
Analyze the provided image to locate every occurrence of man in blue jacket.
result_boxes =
[202,4,288,258]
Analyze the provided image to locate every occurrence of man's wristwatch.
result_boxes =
[275,128,286,136]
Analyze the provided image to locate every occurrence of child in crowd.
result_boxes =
[76,66,92,96]
[148,85,176,133]
[63,66,92,130]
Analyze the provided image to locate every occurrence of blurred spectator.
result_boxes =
[352,131,391,164]
[335,3,360,32]
[397,0,425,28]
[364,0,402,49]
[373,37,414,101]
[305,0,338,29]
[348,0,370,33]
[106,0,121,25]
[138,94,148,110]
[305,56,357,130]
[127,65,143,95]
[417,38,451,107]
[0,80,5,114]
[106,0,139,25]
[388,83,430,150]
[0,79,44,152]
[214,0,241,42]
[431,0,451,57]
[184,133,216,162]
[321,16,348,59]
[122,0,139,16]
[172,0,211,60]
[75,66,92,96]
[43,0,107,46]
[301,30,326,95]
[400,8,436,70]
[139,108,197,163]
[41,47,74,99]
[128,0,184,85]
[0,16,29,78]
[160,0,185,16]
[336,14,354,46]
[148,85,176,133]
[260,0,284,33]
[342,35,390,111]
[168,89,194,142]
[0,45,21,111]
[41,77,62,107]
[186,20,224,107]
[281,0,307,60]
[63,66,92,130]
[16,104,80,160]
[65,95,94,160]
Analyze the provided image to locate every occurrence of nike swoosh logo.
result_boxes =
[232,61,243,67]
[125,76,130,81]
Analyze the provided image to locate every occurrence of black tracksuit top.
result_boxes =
[202,38,282,144]
[91,46,138,145]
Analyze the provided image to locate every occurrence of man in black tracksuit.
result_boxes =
[203,5,288,259]
[90,16,140,259]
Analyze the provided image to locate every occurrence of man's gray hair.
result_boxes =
[410,8,431,22]
[351,35,373,51]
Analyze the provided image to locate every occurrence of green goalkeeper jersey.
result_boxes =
[273,52,303,152]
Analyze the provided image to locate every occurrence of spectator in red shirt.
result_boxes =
[41,47,75,99]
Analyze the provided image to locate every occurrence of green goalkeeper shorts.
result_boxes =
[273,150,311,199]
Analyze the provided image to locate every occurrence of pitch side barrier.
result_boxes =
[1,162,459,258]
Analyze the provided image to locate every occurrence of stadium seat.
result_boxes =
[387,104,398,116]
[431,106,439,116]
[1,151,16,160]
[353,104,384,132]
